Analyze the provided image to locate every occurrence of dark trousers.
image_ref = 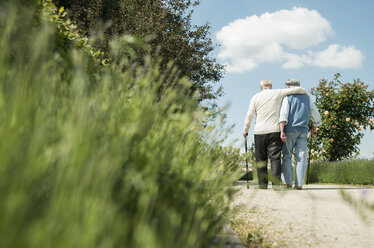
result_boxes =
[254,132,282,188]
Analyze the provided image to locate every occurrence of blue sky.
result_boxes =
[192,0,374,159]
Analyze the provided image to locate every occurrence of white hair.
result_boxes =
[260,79,272,87]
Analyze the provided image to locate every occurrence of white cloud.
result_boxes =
[310,44,364,69]
[281,44,364,69]
[282,53,308,69]
[216,7,364,73]
[225,58,258,73]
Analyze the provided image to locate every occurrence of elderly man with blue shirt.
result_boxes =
[279,79,321,190]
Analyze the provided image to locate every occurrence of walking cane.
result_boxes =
[245,138,249,189]
[306,132,313,185]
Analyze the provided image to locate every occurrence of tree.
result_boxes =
[52,0,225,103]
[310,73,374,161]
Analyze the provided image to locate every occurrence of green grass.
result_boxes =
[0,4,240,248]
[309,160,374,185]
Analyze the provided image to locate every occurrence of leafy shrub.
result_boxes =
[308,160,374,185]
[0,4,239,248]
[310,73,374,161]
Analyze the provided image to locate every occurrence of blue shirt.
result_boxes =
[279,94,321,134]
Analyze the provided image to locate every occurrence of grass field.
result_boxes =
[309,160,374,185]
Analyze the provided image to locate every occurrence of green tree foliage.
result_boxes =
[311,73,374,161]
[39,0,108,73]
[0,3,239,248]
[52,0,225,103]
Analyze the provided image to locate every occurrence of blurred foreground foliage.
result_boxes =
[0,3,240,248]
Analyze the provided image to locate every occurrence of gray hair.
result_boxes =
[285,78,300,86]
[260,79,272,87]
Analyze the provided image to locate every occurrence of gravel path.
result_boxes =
[231,182,374,248]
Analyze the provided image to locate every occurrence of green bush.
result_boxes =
[0,4,239,248]
[310,73,374,161]
[309,160,374,185]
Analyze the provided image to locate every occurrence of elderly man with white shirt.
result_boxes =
[243,79,308,190]
[279,78,321,190]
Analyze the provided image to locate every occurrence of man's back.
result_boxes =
[251,89,288,134]
[285,94,310,133]
[243,86,308,136]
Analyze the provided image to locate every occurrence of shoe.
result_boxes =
[294,186,302,190]
[284,184,292,189]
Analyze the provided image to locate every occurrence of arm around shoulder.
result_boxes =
[280,87,308,97]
